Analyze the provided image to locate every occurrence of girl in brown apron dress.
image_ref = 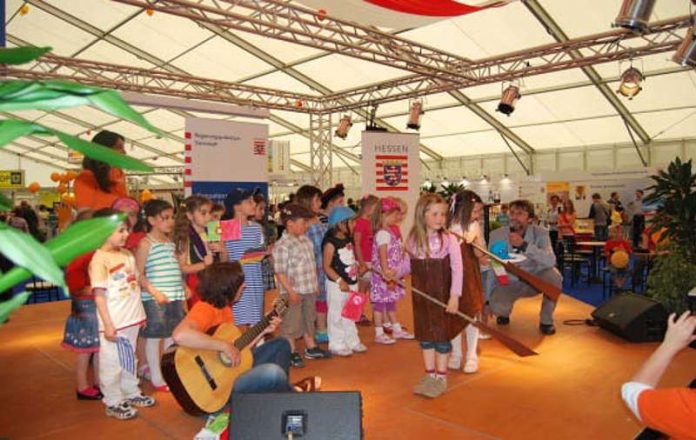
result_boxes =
[406,194,464,399]
[449,190,488,374]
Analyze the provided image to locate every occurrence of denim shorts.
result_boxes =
[141,300,186,338]
[419,340,452,354]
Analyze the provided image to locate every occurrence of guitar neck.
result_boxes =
[233,311,276,350]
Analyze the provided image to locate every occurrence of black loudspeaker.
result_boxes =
[591,293,668,342]
[230,391,363,439]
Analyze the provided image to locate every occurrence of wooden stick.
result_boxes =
[371,268,538,357]
[450,231,562,302]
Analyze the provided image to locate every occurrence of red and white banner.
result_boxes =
[362,131,420,233]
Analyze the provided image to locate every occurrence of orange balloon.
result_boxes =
[59,173,71,183]
[28,182,41,193]
[146,8,154,16]
[62,193,76,206]
[57,182,67,194]
[317,8,327,20]
[66,170,79,181]
[140,189,154,203]
[50,172,61,182]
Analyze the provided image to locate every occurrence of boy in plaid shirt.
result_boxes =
[273,204,331,368]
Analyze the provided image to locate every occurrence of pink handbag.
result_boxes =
[341,291,368,321]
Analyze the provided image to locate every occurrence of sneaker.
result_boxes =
[413,374,435,396]
[351,343,368,353]
[374,334,396,345]
[106,401,137,420]
[422,377,447,398]
[392,329,415,340]
[463,357,479,374]
[330,347,352,357]
[304,346,331,359]
[127,393,155,408]
[496,316,510,325]
[290,352,305,368]
[315,331,329,344]
[478,332,492,340]
[447,355,462,370]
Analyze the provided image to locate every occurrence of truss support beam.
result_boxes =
[448,89,535,160]
[523,0,651,149]
[110,0,475,83]
[309,113,333,189]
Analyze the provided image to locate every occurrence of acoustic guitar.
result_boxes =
[162,298,289,415]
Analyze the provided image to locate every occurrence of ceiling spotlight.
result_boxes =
[406,100,424,130]
[500,174,511,184]
[613,0,656,34]
[673,25,696,68]
[496,84,521,116]
[334,114,353,139]
[616,66,644,99]
[480,174,488,184]
[460,176,470,187]
[421,178,433,190]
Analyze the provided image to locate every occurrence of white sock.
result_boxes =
[465,325,479,360]
[450,333,462,359]
[145,338,165,387]
[375,326,384,337]
[392,322,402,332]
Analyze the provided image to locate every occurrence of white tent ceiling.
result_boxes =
[3,0,696,186]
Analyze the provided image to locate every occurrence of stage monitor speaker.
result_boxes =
[591,293,667,342]
[230,391,363,440]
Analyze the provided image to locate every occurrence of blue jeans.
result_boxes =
[595,225,608,241]
[231,337,293,396]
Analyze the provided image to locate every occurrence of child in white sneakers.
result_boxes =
[90,209,155,420]
[322,207,367,357]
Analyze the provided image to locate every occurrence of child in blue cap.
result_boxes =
[322,206,367,356]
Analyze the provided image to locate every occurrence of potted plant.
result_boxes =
[644,157,696,314]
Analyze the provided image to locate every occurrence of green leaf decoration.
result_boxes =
[0,193,12,211]
[0,80,162,137]
[44,213,126,265]
[0,213,125,294]
[0,292,31,325]
[54,132,153,172]
[0,120,51,145]
[0,223,66,291]
[0,47,51,65]
[0,120,152,172]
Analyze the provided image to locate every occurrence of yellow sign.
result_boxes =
[0,170,24,189]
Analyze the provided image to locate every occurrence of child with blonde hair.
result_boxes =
[406,193,463,398]
[371,197,413,344]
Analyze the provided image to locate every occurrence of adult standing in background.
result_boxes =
[626,189,645,248]
[607,192,623,212]
[546,195,562,254]
[74,131,128,211]
[588,193,611,241]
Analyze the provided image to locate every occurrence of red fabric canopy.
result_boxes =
[364,0,500,17]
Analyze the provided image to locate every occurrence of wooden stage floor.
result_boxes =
[1,291,694,440]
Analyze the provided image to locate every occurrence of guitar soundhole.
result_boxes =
[194,355,218,390]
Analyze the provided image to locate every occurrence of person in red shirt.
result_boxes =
[60,209,100,400]
[172,262,320,408]
[603,225,632,291]
[622,311,696,439]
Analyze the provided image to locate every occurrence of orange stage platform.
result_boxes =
[1,292,694,440]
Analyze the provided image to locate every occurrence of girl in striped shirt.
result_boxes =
[134,199,187,392]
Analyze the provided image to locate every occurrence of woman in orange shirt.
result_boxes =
[75,131,129,211]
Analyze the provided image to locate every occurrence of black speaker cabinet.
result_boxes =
[230,391,363,439]
[592,293,667,342]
